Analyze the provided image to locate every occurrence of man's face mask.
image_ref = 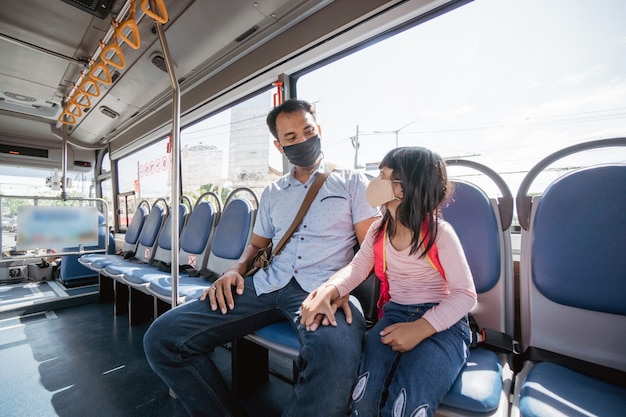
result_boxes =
[366,178,402,208]
[282,135,322,167]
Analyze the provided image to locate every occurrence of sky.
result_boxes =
[297,0,626,196]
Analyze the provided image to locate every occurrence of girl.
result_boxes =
[300,147,477,417]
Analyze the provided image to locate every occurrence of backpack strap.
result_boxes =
[420,221,445,279]
[373,223,389,319]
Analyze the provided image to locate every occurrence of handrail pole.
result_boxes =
[515,137,626,230]
[152,1,180,309]
[61,125,68,201]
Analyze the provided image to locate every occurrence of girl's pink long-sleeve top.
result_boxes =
[329,218,477,332]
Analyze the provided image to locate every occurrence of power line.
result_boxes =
[358,107,626,136]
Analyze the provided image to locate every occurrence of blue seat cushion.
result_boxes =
[519,362,626,417]
[86,255,123,269]
[440,348,502,412]
[254,321,300,350]
[149,276,213,298]
[251,299,363,353]
[78,253,102,264]
[124,266,168,285]
[103,261,149,277]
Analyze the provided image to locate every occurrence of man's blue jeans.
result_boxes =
[351,302,471,417]
[144,278,366,417]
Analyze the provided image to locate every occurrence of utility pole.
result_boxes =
[373,121,414,148]
[393,121,414,148]
[350,125,360,169]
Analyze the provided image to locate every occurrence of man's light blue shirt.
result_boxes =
[252,161,377,295]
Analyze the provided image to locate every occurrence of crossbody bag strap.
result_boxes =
[272,171,331,257]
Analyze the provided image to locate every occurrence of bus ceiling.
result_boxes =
[0,0,462,151]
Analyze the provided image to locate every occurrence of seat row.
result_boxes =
[81,138,626,417]
[437,138,625,417]
[78,189,257,324]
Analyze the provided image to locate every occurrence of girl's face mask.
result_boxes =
[366,178,403,208]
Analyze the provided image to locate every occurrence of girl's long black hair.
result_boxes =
[374,147,452,258]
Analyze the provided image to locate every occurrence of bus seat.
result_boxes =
[99,203,167,279]
[231,279,373,396]
[58,212,115,288]
[125,200,218,298]
[227,240,392,393]
[78,205,148,270]
[105,203,187,324]
[113,203,188,287]
[437,173,514,417]
[94,202,166,322]
[240,278,377,363]
[511,139,626,417]
[178,200,219,274]
[148,195,255,304]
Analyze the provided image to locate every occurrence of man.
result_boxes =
[144,99,377,417]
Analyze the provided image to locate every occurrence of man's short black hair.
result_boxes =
[266,99,316,140]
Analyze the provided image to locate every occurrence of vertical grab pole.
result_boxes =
[152,1,180,309]
[61,125,68,201]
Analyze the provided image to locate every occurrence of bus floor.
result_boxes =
[0,300,293,417]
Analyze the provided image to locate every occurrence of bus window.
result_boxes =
[0,165,94,199]
[100,177,114,231]
[117,191,136,231]
[295,0,626,203]
[180,88,277,200]
[116,138,170,207]
[101,152,111,174]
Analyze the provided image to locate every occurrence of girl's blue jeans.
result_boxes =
[351,302,471,417]
[144,278,365,417]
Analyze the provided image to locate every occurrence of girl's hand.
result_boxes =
[328,294,353,326]
[379,318,436,352]
[300,284,340,331]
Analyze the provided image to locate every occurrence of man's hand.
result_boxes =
[200,271,244,314]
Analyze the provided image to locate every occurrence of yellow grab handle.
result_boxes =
[100,41,126,69]
[58,111,76,125]
[140,0,168,24]
[70,92,91,109]
[89,61,113,85]
[79,77,101,98]
[65,103,83,118]
[114,16,141,49]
